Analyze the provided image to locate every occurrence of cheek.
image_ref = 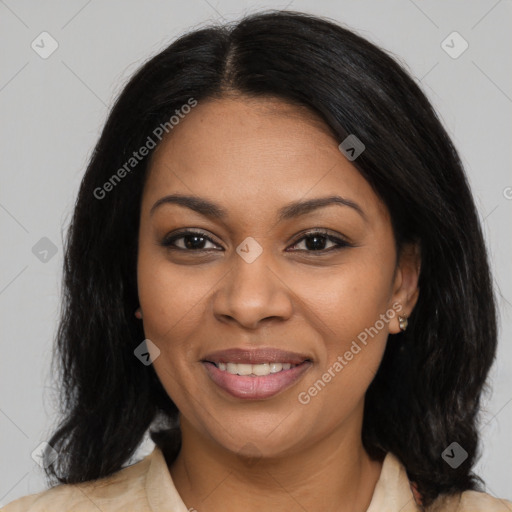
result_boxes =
[136,243,208,350]
[296,252,394,349]
[136,250,206,407]
[294,247,395,412]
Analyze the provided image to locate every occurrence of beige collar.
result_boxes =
[366,451,422,511]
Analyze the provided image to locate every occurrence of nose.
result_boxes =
[212,247,294,330]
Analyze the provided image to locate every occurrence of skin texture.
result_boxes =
[136,95,421,512]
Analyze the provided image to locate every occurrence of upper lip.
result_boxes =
[202,347,311,365]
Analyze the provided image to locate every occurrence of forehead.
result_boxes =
[142,96,388,224]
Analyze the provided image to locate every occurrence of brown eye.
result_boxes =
[287,230,352,253]
[161,230,222,251]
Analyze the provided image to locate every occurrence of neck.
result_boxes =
[168,412,383,512]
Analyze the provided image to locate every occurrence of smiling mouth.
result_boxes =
[202,359,312,400]
[210,361,300,376]
[200,347,313,399]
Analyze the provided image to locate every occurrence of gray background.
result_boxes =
[1,0,511,506]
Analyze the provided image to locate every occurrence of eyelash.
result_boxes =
[160,229,352,254]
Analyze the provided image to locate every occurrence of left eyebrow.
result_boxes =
[277,195,367,223]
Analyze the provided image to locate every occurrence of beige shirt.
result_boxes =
[2,446,511,511]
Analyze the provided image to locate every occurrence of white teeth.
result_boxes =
[270,363,282,373]
[216,362,298,376]
[236,363,253,376]
[226,363,238,374]
[253,363,270,376]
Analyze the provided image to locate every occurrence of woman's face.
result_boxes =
[137,96,419,459]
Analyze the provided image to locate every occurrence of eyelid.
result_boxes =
[161,229,222,250]
[288,228,351,245]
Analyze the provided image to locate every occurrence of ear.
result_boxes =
[388,241,421,334]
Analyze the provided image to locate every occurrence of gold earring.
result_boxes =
[398,315,408,332]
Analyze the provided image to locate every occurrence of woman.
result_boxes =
[4,9,510,512]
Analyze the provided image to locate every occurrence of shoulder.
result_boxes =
[1,451,154,512]
[382,452,512,512]
[430,489,512,511]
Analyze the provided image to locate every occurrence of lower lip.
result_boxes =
[202,361,312,400]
